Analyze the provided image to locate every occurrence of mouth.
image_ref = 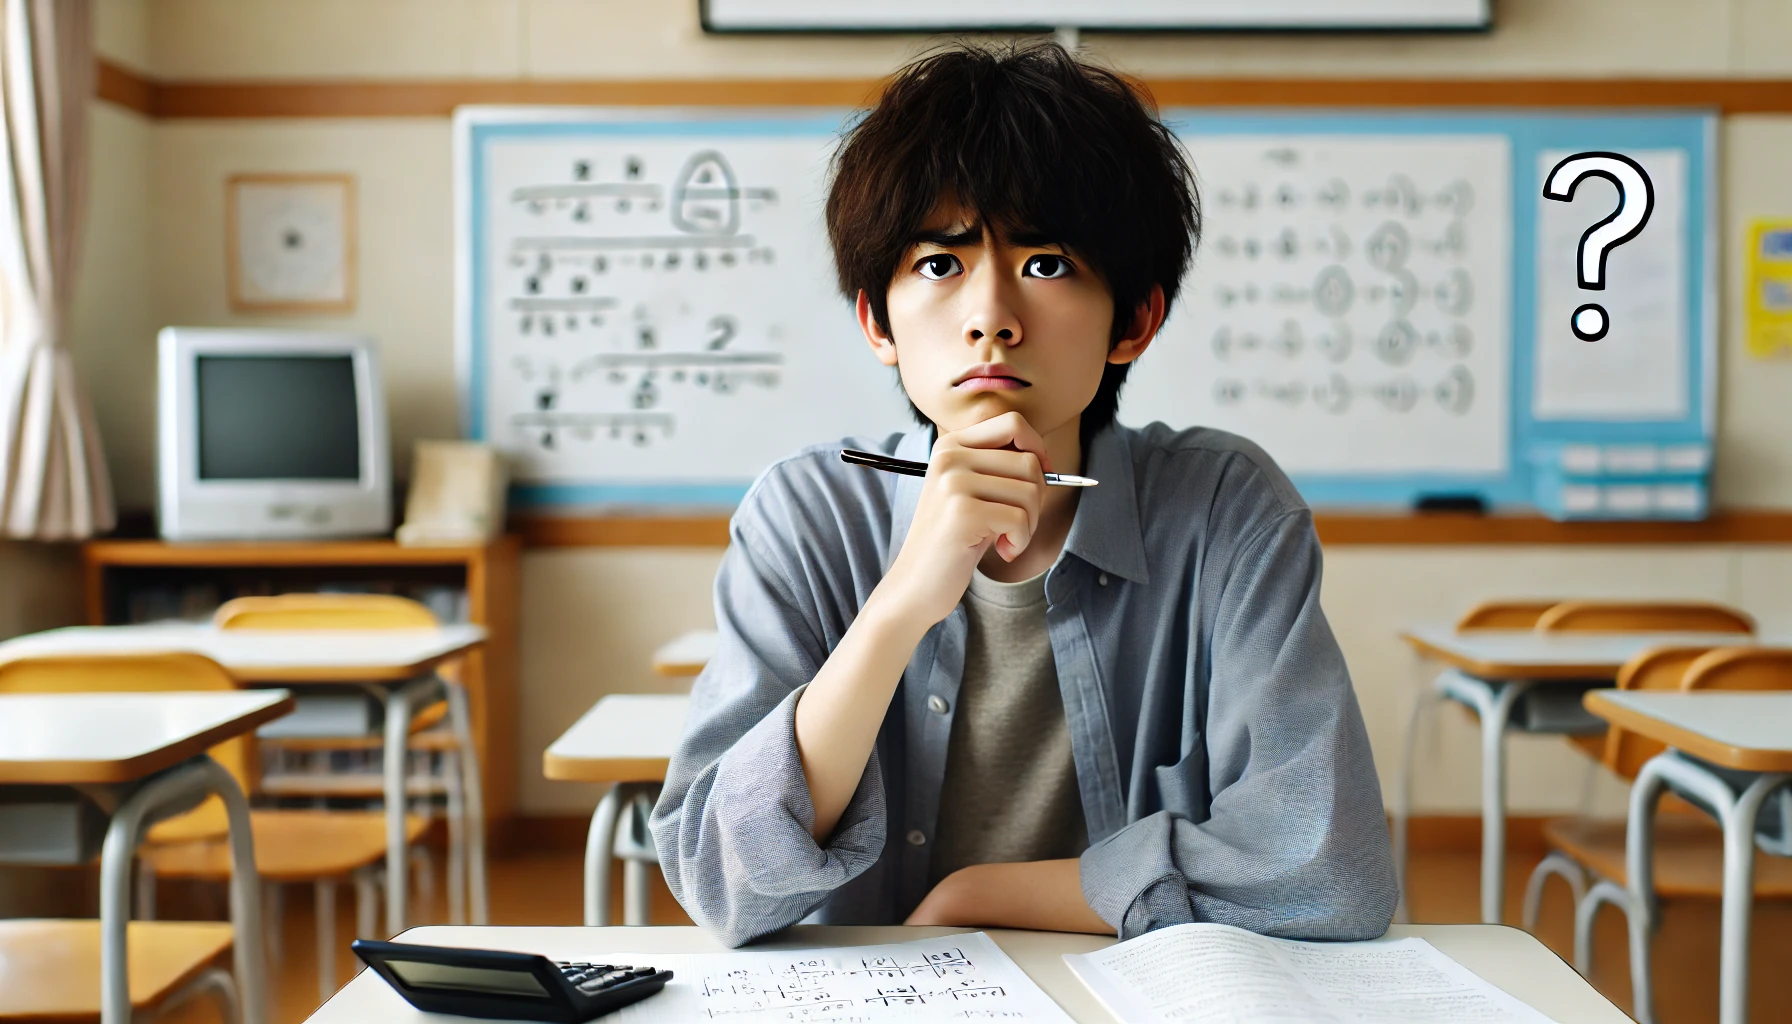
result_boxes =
[953,364,1031,392]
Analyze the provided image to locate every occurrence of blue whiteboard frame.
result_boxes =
[459,108,1715,511]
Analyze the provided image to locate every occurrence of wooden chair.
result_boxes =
[1535,600,1756,636]
[0,919,238,1024]
[0,653,242,1024]
[212,593,484,931]
[1521,644,1792,979]
[1537,601,1753,763]
[0,652,425,1005]
[1455,599,1563,631]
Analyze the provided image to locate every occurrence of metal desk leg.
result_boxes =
[99,757,266,1024]
[1625,754,1669,1024]
[583,784,625,927]
[1717,775,1784,1024]
[622,789,658,926]
[383,681,421,935]
[1440,674,1529,924]
[444,678,488,925]
[1392,674,1449,923]
[1627,753,1790,1024]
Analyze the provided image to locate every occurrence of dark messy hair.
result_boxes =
[826,40,1201,443]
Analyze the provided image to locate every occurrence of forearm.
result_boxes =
[909,859,1113,934]
[793,588,928,842]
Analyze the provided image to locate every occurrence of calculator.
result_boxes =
[350,939,672,1022]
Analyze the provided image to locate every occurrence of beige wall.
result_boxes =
[62,1,1792,816]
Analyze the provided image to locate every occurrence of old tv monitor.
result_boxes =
[157,327,391,540]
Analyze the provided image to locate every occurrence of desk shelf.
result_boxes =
[81,538,520,831]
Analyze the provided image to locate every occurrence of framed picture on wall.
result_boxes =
[226,173,357,313]
[701,0,1491,32]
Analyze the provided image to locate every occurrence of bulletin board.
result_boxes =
[454,107,1714,510]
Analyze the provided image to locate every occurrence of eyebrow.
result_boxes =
[911,224,985,248]
[909,222,1064,251]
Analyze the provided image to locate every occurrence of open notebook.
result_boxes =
[1064,923,1558,1024]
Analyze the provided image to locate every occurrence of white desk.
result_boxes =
[0,690,293,1024]
[305,923,1632,1023]
[1587,690,1792,1024]
[544,694,691,926]
[0,622,485,681]
[1397,626,1779,924]
[650,630,717,677]
[0,622,488,933]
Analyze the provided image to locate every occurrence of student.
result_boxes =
[651,41,1397,948]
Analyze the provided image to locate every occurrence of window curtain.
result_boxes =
[0,0,111,540]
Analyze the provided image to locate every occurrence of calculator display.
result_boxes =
[386,960,551,997]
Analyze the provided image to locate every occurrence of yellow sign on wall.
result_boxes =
[1746,218,1792,358]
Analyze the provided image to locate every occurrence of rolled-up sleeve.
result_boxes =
[650,505,886,947]
[1079,509,1398,940]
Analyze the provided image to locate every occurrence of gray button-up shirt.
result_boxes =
[649,419,1398,948]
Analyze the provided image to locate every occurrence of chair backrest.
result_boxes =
[0,652,255,789]
[1535,600,1755,635]
[1602,645,1722,780]
[1455,600,1563,631]
[1682,646,1792,693]
[214,593,439,630]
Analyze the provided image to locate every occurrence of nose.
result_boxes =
[962,263,1022,347]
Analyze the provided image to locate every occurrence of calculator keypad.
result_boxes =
[556,962,658,995]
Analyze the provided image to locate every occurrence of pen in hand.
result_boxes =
[840,448,1099,487]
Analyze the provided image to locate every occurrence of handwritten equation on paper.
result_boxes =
[609,932,1074,1023]
[1122,134,1511,476]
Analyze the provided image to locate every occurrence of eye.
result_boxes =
[915,254,962,281]
[1024,254,1073,279]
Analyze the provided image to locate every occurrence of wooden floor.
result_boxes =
[139,844,1792,1024]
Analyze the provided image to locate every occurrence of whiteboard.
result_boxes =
[1124,134,1509,476]
[455,110,912,507]
[455,108,1713,510]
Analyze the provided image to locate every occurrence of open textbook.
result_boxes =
[1063,923,1557,1024]
[607,930,1073,1022]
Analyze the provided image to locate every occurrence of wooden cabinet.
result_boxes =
[81,538,520,829]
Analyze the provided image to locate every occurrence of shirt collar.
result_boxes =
[884,419,1149,585]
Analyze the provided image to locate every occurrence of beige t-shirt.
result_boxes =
[928,567,1088,886]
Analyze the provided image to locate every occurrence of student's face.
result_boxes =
[857,200,1154,440]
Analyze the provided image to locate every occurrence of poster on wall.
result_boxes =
[701,0,1491,32]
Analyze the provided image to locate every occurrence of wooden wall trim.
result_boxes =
[511,509,1792,549]
[511,514,733,548]
[94,58,1792,118]
[95,59,155,116]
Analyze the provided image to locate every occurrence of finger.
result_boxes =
[941,411,1051,470]
[933,445,1046,489]
[975,500,1032,561]
[952,473,1040,536]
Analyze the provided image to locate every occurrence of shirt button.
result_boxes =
[1098,572,1109,586]
[906,829,926,846]
[928,695,949,714]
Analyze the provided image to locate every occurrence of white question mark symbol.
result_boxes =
[1541,152,1654,342]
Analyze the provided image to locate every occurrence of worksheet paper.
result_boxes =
[607,930,1074,1022]
[1063,923,1556,1024]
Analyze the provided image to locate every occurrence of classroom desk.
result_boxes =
[0,690,293,1024]
[0,622,487,934]
[304,923,1631,1023]
[1586,690,1792,1024]
[544,694,691,926]
[1397,625,1781,925]
[650,629,717,676]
